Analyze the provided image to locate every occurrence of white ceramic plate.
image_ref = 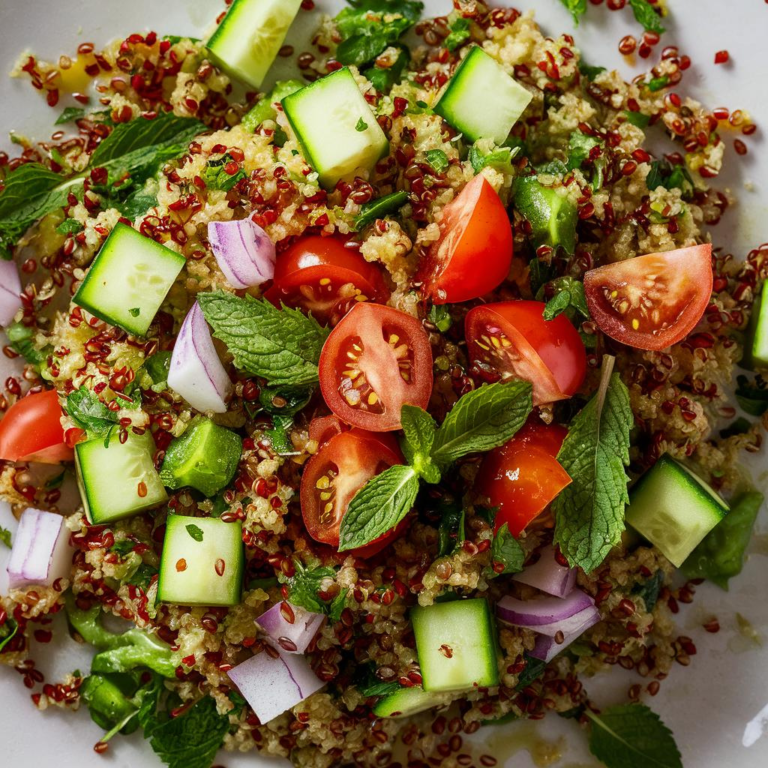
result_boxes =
[1,1,767,766]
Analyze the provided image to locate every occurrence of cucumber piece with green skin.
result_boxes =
[206,0,302,89]
[282,68,390,190]
[242,79,305,132]
[434,46,532,145]
[626,455,729,568]
[373,687,447,719]
[411,598,499,693]
[744,280,768,370]
[73,223,185,337]
[157,515,244,607]
[76,432,167,525]
[159,418,242,498]
[514,176,577,255]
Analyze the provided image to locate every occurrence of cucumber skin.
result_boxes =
[372,687,445,719]
[744,281,768,370]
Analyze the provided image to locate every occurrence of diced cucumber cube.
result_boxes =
[744,280,768,370]
[158,515,244,607]
[626,455,730,567]
[411,598,499,693]
[372,687,446,719]
[282,67,390,189]
[207,0,303,89]
[76,432,167,525]
[74,223,185,337]
[160,418,242,498]
[435,46,532,145]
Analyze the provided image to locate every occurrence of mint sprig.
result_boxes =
[485,523,525,578]
[339,381,533,551]
[553,357,633,572]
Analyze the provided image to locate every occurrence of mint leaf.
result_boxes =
[485,523,525,578]
[431,381,533,466]
[437,500,465,557]
[185,524,204,542]
[400,405,440,483]
[354,190,408,232]
[624,110,652,128]
[425,149,450,174]
[469,144,518,175]
[632,570,663,612]
[587,703,682,768]
[428,303,453,332]
[264,414,295,455]
[0,526,11,548]
[281,560,344,616]
[553,363,633,572]
[55,107,89,125]
[445,17,471,51]
[628,0,666,34]
[197,292,329,387]
[559,0,587,25]
[339,465,419,551]
[56,219,84,235]
[201,153,246,192]
[541,277,590,321]
[66,387,121,438]
[578,61,606,80]
[567,131,601,171]
[0,618,19,652]
[5,322,47,366]
[543,291,574,321]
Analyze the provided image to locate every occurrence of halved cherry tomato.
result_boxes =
[0,389,73,464]
[300,424,404,555]
[476,420,571,537]
[583,244,713,351]
[308,414,348,447]
[265,236,389,325]
[416,175,513,305]
[466,301,586,405]
[319,303,433,431]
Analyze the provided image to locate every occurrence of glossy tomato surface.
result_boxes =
[0,389,73,464]
[466,301,587,405]
[300,425,403,555]
[476,420,571,537]
[319,303,433,431]
[265,236,389,325]
[584,244,713,351]
[416,175,513,305]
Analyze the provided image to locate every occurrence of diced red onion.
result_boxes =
[256,602,325,655]
[167,302,232,413]
[528,609,601,663]
[496,590,598,637]
[6,508,73,590]
[0,260,23,327]
[513,545,577,598]
[228,642,325,724]
[208,219,275,289]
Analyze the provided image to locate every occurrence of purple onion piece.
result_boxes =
[528,610,601,663]
[167,302,232,413]
[256,602,325,655]
[0,260,23,327]
[496,590,597,637]
[513,545,577,598]
[228,642,325,724]
[208,219,276,290]
[6,508,73,590]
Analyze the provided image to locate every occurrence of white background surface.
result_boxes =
[1,1,767,767]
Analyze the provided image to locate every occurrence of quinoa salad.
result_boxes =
[0,1,767,767]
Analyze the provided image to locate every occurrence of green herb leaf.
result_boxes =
[567,131,601,171]
[438,501,466,557]
[339,465,419,551]
[578,61,606,80]
[65,387,121,438]
[431,381,533,466]
[281,560,338,615]
[264,414,296,455]
[632,570,664,613]
[553,363,633,572]
[400,405,440,483]
[647,75,669,92]
[185,524,204,542]
[543,291,574,321]
[682,491,764,590]
[55,107,88,125]
[469,144,518,175]
[0,526,11,548]
[485,523,525,578]
[56,218,84,235]
[5,322,47,366]
[241,80,304,132]
[126,564,157,589]
[425,149,450,174]
[0,618,19,652]
[445,17,471,51]
[628,0,666,34]
[559,0,587,25]
[355,117,369,132]
[428,303,453,333]
[735,374,768,416]
[363,47,410,93]
[353,190,408,231]
[354,663,402,697]
[624,111,652,128]
[201,153,246,192]
[197,292,329,387]
[646,159,694,200]
[587,703,682,768]
[541,277,590,321]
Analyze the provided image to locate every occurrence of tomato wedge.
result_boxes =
[476,420,571,537]
[583,244,713,351]
[319,303,433,431]
[416,175,513,305]
[465,301,586,405]
[265,236,389,325]
[0,389,73,464]
[300,424,403,555]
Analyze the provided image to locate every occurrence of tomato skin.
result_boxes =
[319,303,434,431]
[300,425,404,555]
[466,301,587,405]
[584,244,713,351]
[476,421,571,537]
[417,175,513,305]
[265,236,389,325]
[0,389,73,464]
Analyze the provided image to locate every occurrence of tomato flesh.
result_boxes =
[466,301,586,405]
[265,236,389,325]
[0,389,73,464]
[476,420,571,537]
[319,303,433,431]
[417,175,514,305]
[300,425,403,554]
[584,244,713,351]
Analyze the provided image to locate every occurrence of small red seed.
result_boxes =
[714,50,729,65]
